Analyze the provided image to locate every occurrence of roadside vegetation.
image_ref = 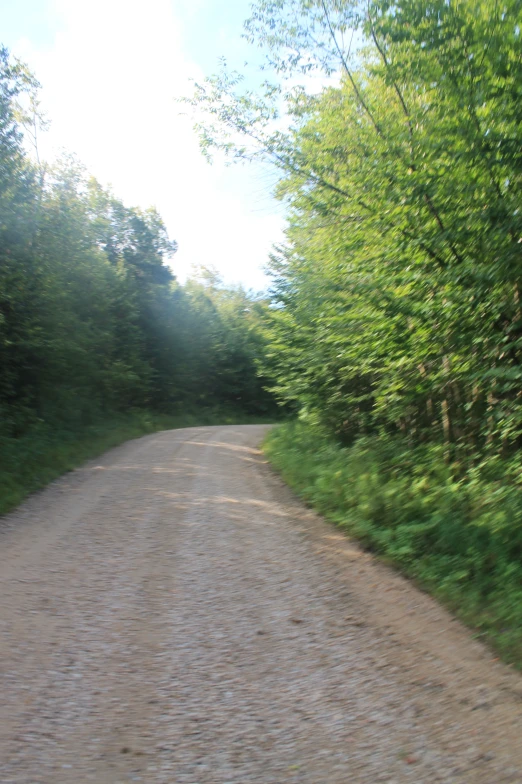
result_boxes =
[264,420,522,666]
[190,0,522,664]
[0,46,278,515]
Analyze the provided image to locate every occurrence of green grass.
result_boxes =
[264,418,522,668]
[0,407,273,517]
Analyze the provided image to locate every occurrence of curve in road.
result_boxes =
[1,425,522,783]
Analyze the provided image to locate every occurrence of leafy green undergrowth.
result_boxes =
[264,419,522,668]
[0,407,273,518]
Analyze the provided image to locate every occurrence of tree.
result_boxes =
[189,0,522,454]
[1,44,276,450]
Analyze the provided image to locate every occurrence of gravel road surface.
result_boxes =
[2,425,522,783]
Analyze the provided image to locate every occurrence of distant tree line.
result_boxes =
[0,46,276,445]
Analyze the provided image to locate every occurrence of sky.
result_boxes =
[0,0,286,290]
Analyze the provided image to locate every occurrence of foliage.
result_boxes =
[265,420,522,666]
[169,269,277,414]
[0,46,278,510]
[190,0,522,456]
[189,0,522,665]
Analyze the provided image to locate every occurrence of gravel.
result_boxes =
[1,425,522,783]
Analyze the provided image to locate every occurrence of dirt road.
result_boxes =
[1,425,522,783]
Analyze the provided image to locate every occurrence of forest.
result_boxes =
[0,45,276,513]
[2,0,522,664]
[190,0,522,662]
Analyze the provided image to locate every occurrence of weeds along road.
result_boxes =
[1,425,522,783]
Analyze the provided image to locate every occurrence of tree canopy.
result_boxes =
[0,47,276,450]
[190,0,522,457]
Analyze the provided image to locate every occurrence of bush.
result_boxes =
[264,419,522,667]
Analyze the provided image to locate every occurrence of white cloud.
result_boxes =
[12,0,285,289]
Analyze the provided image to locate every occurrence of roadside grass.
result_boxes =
[263,419,522,669]
[0,407,273,518]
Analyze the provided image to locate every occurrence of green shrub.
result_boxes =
[264,420,522,667]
